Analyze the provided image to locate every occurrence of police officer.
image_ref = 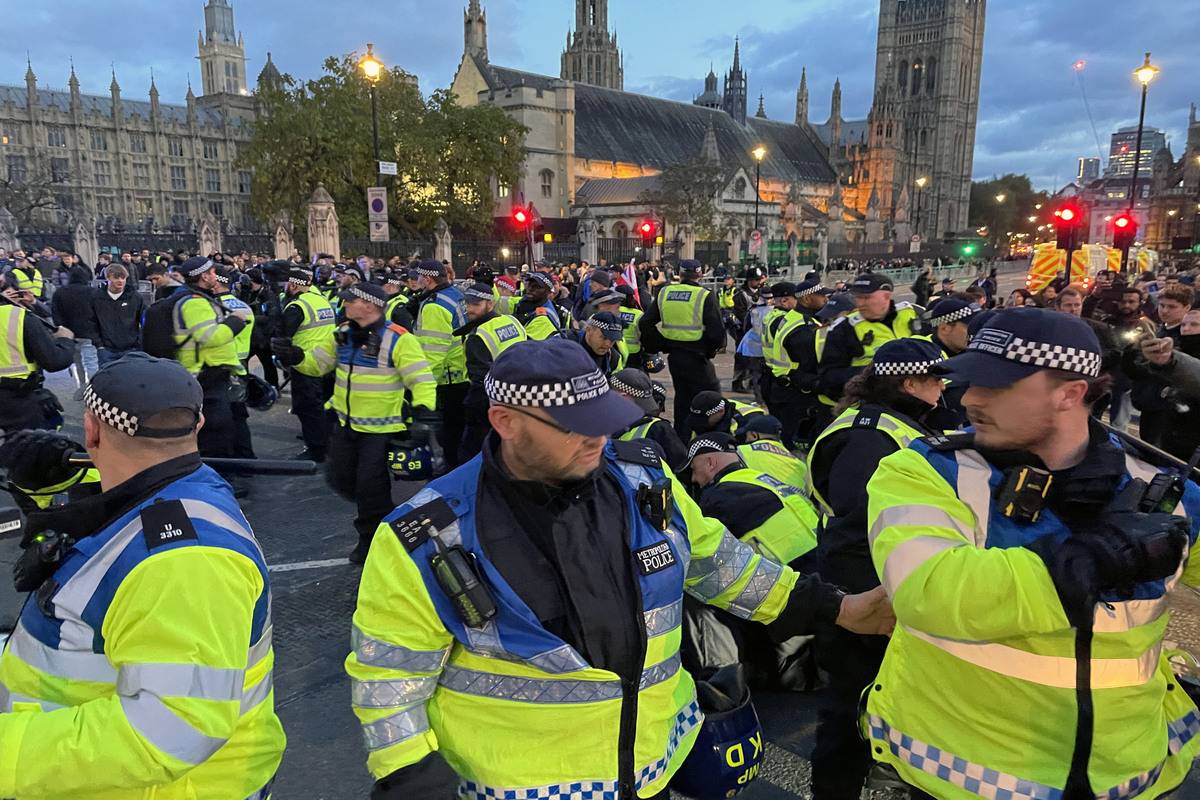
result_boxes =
[735,414,809,490]
[640,259,725,438]
[345,337,892,799]
[805,338,951,800]
[577,311,628,375]
[0,268,75,433]
[244,266,282,391]
[732,266,767,393]
[864,307,1200,799]
[212,267,256,460]
[818,272,920,401]
[0,354,284,797]
[513,271,568,340]
[327,282,439,563]
[766,279,831,449]
[382,271,414,329]
[170,257,248,488]
[924,296,982,425]
[687,390,766,439]
[610,367,688,472]
[412,259,469,470]
[272,265,336,462]
[615,288,646,369]
[456,282,528,460]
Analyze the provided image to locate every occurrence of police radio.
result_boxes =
[429,533,498,629]
[996,466,1053,524]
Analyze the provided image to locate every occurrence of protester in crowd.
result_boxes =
[92,264,145,367]
[50,264,101,400]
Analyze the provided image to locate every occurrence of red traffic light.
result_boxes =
[1059,207,1076,223]
[1113,214,1131,229]
[639,221,654,236]
[512,208,530,226]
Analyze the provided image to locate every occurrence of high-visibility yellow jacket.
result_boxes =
[470,314,527,360]
[708,466,819,565]
[331,321,437,434]
[864,433,1200,799]
[718,286,736,310]
[843,302,920,368]
[737,440,808,492]
[764,310,812,378]
[0,464,285,799]
[807,406,925,517]
[0,304,35,380]
[171,289,241,375]
[218,294,254,374]
[346,442,800,797]
[658,284,710,342]
[285,287,337,377]
[416,286,468,386]
[619,308,644,355]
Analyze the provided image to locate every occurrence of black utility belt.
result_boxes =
[0,374,43,394]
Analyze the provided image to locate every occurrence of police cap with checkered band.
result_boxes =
[83,352,203,438]
[871,338,945,377]
[926,297,982,328]
[485,339,642,436]
[931,306,1103,388]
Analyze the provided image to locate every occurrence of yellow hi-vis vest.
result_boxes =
[472,314,527,359]
[715,467,819,565]
[736,440,808,492]
[619,308,644,354]
[764,310,811,378]
[759,307,786,363]
[658,284,709,342]
[285,287,337,377]
[172,291,241,375]
[845,302,920,367]
[218,294,254,374]
[619,416,666,442]
[332,323,438,433]
[806,406,925,517]
[0,304,35,380]
[814,322,838,407]
[719,286,736,309]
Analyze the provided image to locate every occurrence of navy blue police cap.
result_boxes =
[180,256,215,279]
[816,292,855,322]
[932,306,1102,388]
[463,282,495,303]
[795,277,833,298]
[682,432,738,470]
[768,282,796,298]
[738,414,783,438]
[415,259,446,279]
[338,282,388,307]
[927,297,982,328]
[485,339,642,436]
[525,272,554,290]
[848,272,894,294]
[871,338,945,376]
[585,311,626,341]
[680,259,703,275]
[84,352,203,438]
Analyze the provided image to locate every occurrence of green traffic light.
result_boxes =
[962,244,976,255]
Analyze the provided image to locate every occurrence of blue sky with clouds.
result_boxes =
[3,0,1194,191]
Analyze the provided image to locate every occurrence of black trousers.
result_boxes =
[198,384,237,460]
[231,400,256,459]
[291,372,332,458]
[667,350,719,440]
[810,626,890,800]
[250,343,279,389]
[437,382,470,470]
[325,425,394,542]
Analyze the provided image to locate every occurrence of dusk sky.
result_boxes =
[3,0,1195,191]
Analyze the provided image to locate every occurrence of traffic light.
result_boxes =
[512,207,530,228]
[1053,203,1083,252]
[1112,212,1137,252]
[961,243,977,257]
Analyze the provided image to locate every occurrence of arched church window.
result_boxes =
[920,129,928,149]
[911,61,923,97]
[734,177,747,200]
[926,57,937,93]
[885,123,893,139]
[898,61,908,96]
[612,222,628,240]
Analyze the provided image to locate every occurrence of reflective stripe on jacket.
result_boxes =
[286,287,337,377]
[416,287,468,385]
[714,467,819,565]
[657,285,709,342]
[807,407,924,516]
[0,304,34,379]
[332,323,437,434]
[737,441,808,493]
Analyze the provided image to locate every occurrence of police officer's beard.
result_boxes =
[503,429,596,484]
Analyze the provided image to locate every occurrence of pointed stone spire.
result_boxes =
[755,94,766,119]
[256,51,283,91]
[464,0,488,61]
[186,79,197,125]
[1191,103,1197,127]
[69,59,81,115]
[830,181,843,211]
[700,115,721,165]
[149,68,160,117]
[24,57,35,87]
[866,187,881,216]
[24,57,36,112]
[110,66,121,98]
[731,36,741,73]
[795,66,809,126]
[110,66,122,122]
[829,78,843,153]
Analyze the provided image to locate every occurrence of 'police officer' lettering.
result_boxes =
[664,290,692,302]
[140,500,199,549]
[634,541,677,576]
[496,324,521,342]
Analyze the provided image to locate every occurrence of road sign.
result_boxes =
[910,233,922,254]
[749,229,763,255]
[370,220,389,243]
[367,187,389,242]
[378,161,398,176]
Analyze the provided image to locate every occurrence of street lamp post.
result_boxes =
[914,176,928,237]
[358,43,385,166]
[1123,52,1159,271]
[752,145,767,260]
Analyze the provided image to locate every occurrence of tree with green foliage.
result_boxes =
[639,157,726,240]
[238,52,527,241]
[968,174,1051,250]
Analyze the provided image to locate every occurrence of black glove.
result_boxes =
[409,408,445,476]
[1028,479,1190,628]
[0,431,84,490]
[220,315,247,336]
[270,337,305,368]
[370,752,458,799]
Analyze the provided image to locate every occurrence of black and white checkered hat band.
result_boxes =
[415,266,442,277]
[929,305,981,327]
[464,287,494,302]
[83,385,139,436]
[586,317,623,334]
[874,358,945,376]
[527,273,554,288]
[971,333,1102,377]
[687,437,727,461]
[185,258,214,277]
[215,273,230,285]
[691,399,725,417]
[485,369,610,407]
[346,285,386,307]
[288,273,313,285]
[796,285,825,298]
[385,276,405,285]
[609,375,650,398]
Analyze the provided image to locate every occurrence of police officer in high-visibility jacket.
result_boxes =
[818,273,919,402]
[0,268,75,433]
[610,367,688,472]
[171,257,249,483]
[865,307,1200,799]
[734,414,808,491]
[576,311,628,376]
[805,338,952,800]
[687,390,766,439]
[212,267,256,460]
[413,260,469,470]
[0,354,284,799]
[382,272,415,329]
[456,282,528,460]
[923,296,982,426]
[513,272,569,340]
[327,282,439,564]
[684,433,821,692]
[271,266,337,463]
[345,338,893,799]
[639,260,725,438]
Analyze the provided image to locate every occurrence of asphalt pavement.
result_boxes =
[8,268,1200,799]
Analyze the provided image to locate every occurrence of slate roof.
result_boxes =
[575,175,662,206]
[0,84,229,127]
[572,82,836,185]
[811,117,871,148]
[474,56,559,94]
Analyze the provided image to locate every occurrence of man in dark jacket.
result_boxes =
[51,264,100,399]
[92,264,145,366]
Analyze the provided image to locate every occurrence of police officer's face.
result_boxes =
[466,299,492,322]
[526,282,550,302]
[585,326,614,355]
[938,321,970,353]
[773,296,796,311]
[489,406,607,481]
[961,371,1083,451]
[903,375,944,407]
[853,290,892,320]
[344,297,383,326]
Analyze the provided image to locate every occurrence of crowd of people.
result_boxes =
[0,239,1199,800]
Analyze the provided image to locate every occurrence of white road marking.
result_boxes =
[268,558,352,573]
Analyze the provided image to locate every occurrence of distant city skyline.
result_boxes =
[1,0,1194,192]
